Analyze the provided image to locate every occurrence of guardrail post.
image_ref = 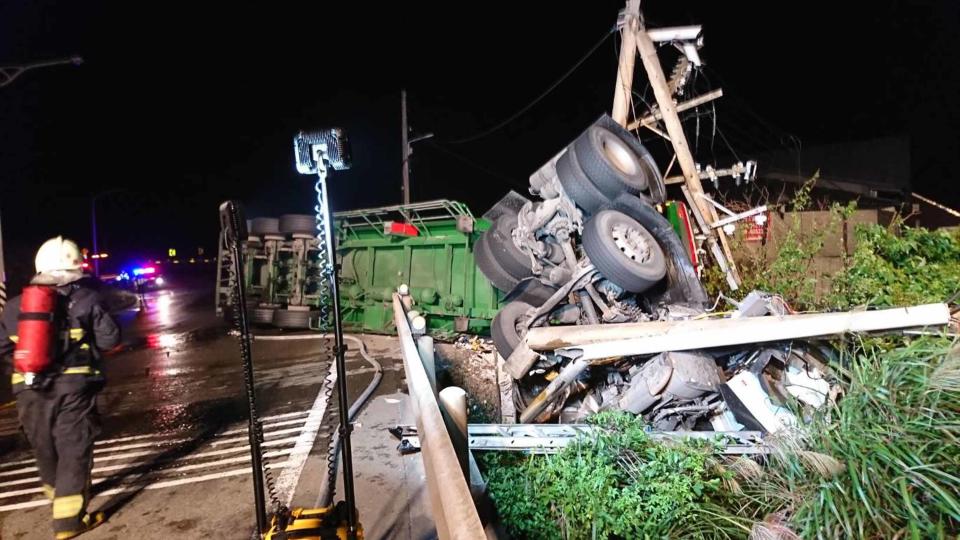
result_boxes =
[439,386,469,479]
[418,335,437,396]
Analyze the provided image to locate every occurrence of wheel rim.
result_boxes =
[611,222,653,264]
[599,131,639,176]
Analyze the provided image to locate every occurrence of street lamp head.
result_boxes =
[70,56,84,66]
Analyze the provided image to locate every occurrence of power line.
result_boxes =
[445,27,615,145]
[424,141,519,186]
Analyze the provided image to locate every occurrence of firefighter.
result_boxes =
[0,236,120,539]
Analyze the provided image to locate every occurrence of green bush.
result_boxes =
[831,224,960,308]
[482,412,747,539]
[707,179,960,311]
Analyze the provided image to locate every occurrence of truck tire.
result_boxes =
[250,217,281,236]
[603,194,709,307]
[279,214,316,236]
[573,126,659,199]
[556,146,611,215]
[251,307,276,326]
[474,233,520,292]
[582,209,667,293]
[273,309,317,329]
[492,300,534,360]
[483,215,533,281]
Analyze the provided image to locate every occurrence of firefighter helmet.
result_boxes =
[35,236,83,274]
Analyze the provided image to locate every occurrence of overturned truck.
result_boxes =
[470,114,948,432]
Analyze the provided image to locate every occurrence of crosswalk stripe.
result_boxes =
[0,409,313,454]
[0,418,325,470]
[0,461,292,513]
[0,447,296,496]
[0,435,301,479]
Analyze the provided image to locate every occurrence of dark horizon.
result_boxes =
[2,1,958,287]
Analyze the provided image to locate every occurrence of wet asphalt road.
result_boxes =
[0,276,409,539]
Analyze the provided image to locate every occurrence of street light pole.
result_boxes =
[401,90,409,204]
[0,56,83,88]
[0,55,83,311]
[89,188,124,278]
[90,196,99,277]
[400,90,435,205]
[0,210,6,312]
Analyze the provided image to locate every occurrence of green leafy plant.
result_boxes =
[831,223,960,308]
[482,412,749,539]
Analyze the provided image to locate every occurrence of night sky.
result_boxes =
[2,1,958,284]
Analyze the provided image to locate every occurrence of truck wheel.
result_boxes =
[556,147,611,215]
[492,300,534,360]
[582,209,667,293]
[250,217,281,236]
[279,214,316,236]
[273,309,317,329]
[251,307,277,326]
[483,215,533,280]
[474,233,520,292]
[573,126,657,199]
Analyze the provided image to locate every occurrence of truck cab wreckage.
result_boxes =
[215,3,954,537]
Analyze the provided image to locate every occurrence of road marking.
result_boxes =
[0,417,327,470]
[0,446,296,492]
[0,461,292,513]
[0,409,314,453]
[0,436,302,479]
[275,360,338,506]
[0,448,297,497]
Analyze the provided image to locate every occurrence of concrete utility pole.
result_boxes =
[627,13,742,287]
[401,90,410,205]
[400,91,433,206]
[611,0,641,126]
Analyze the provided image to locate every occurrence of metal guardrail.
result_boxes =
[392,294,486,540]
[467,424,771,455]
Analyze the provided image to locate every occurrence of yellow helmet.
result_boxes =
[35,236,83,274]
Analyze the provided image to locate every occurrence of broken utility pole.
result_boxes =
[611,2,742,288]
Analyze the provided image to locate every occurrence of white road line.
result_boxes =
[92,415,314,449]
[90,414,314,447]
[0,448,296,496]
[219,416,311,436]
[275,361,338,505]
[0,409,313,460]
[1,419,324,470]
[0,435,301,479]
[0,461,292,513]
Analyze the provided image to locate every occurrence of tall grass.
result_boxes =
[732,337,960,539]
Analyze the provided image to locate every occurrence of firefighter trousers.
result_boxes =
[16,376,101,536]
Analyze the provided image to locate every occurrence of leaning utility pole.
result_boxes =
[611,3,741,288]
[611,0,640,126]
[401,89,410,205]
[634,24,741,286]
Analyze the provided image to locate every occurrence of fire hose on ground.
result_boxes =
[253,333,383,507]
